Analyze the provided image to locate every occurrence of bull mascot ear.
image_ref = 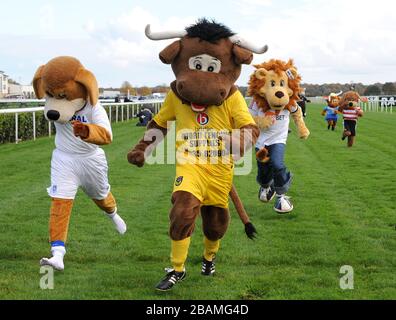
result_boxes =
[159,40,182,64]
[232,45,253,65]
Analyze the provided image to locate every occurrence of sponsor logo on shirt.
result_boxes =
[196,113,209,126]
[175,176,184,186]
[71,115,88,123]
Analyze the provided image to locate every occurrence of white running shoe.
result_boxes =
[40,256,64,271]
[107,209,127,235]
[274,194,294,213]
[259,186,276,203]
[40,246,65,271]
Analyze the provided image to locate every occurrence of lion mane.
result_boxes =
[248,59,302,113]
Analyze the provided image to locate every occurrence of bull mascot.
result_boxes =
[127,19,267,291]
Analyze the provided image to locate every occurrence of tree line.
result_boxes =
[102,81,396,98]
[240,82,396,97]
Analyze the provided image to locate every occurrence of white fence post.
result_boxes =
[15,113,19,144]
[33,112,36,140]
[1,99,164,144]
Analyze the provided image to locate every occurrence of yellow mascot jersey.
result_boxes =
[154,89,254,208]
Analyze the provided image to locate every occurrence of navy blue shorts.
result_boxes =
[344,120,357,136]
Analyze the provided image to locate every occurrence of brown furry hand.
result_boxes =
[127,150,145,167]
[298,127,310,140]
[253,115,274,129]
[256,148,270,163]
[71,121,89,139]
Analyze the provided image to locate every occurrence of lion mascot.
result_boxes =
[33,56,127,271]
[127,19,267,291]
[247,59,309,213]
[321,91,342,131]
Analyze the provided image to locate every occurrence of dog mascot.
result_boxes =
[33,56,127,271]
[321,92,342,131]
[338,91,363,147]
[127,19,266,291]
[248,59,310,213]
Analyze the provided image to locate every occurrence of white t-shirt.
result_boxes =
[249,101,297,148]
[54,102,112,155]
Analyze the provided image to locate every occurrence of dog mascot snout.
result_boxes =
[46,110,60,121]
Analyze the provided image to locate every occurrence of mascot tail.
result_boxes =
[229,185,257,240]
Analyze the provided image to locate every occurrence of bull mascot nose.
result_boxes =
[47,110,60,121]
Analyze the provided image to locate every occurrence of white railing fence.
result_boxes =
[359,96,394,113]
[308,96,394,113]
[0,100,164,144]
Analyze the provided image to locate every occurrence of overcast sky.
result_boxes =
[1,0,395,88]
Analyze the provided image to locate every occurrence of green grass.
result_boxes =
[0,104,395,300]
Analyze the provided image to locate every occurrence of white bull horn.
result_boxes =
[145,24,187,40]
[229,35,269,54]
[336,91,343,96]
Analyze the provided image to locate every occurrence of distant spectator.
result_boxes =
[136,108,153,127]
[114,96,120,103]
[297,89,311,117]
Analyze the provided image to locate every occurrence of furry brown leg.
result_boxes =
[93,192,117,214]
[49,198,74,243]
[169,191,201,240]
[348,136,355,147]
[201,206,230,241]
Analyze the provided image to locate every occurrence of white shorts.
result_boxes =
[47,148,111,200]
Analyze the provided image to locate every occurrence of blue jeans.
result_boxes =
[256,144,292,195]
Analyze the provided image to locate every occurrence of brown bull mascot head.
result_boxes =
[146,18,268,112]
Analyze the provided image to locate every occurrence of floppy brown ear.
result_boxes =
[74,68,99,106]
[233,45,253,65]
[159,40,181,64]
[33,65,46,99]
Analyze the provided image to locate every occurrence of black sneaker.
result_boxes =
[155,268,186,291]
[201,257,215,276]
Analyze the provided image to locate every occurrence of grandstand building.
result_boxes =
[0,71,9,98]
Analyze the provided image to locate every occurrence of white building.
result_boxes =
[8,84,35,98]
[100,90,121,98]
[0,71,9,98]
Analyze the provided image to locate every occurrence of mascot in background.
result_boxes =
[248,59,309,213]
[338,91,363,147]
[127,19,266,291]
[33,56,127,271]
[321,92,342,131]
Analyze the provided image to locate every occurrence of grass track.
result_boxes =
[0,104,395,300]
